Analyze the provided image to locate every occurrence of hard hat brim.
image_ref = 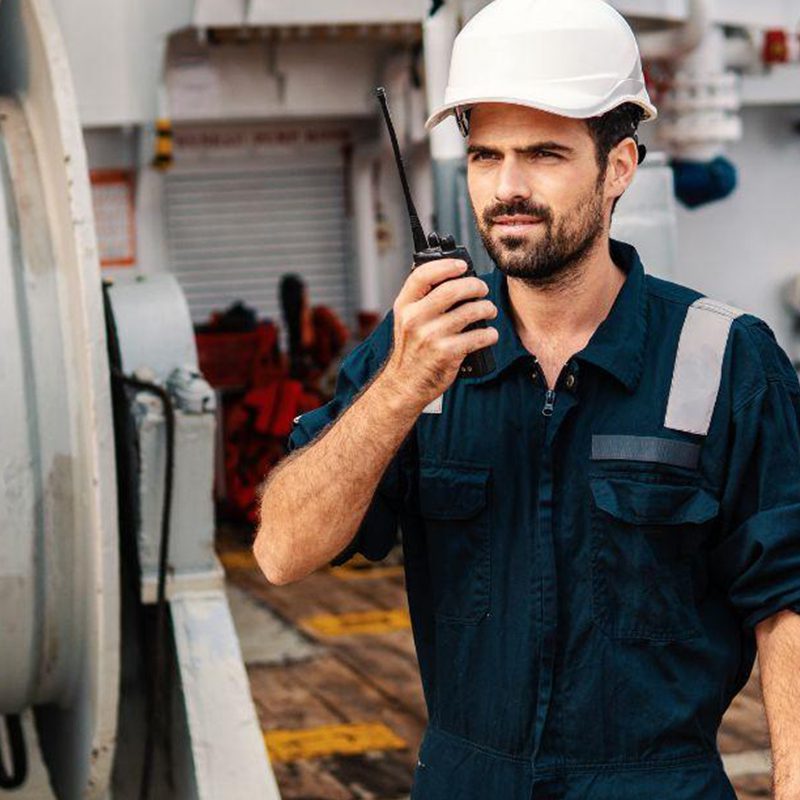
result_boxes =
[425,94,658,132]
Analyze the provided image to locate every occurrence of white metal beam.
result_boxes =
[741,64,800,105]
[171,590,282,800]
[610,0,687,22]
[611,0,800,30]
[246,0,430,27]
[194,0,246,28]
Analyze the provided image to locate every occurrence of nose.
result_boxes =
[494,155,532,205]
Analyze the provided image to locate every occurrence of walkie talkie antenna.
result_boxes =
[376,87,429,254]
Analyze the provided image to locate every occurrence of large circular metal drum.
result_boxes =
[0,0,119,795]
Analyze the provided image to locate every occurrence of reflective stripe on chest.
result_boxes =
[664,298,745,436]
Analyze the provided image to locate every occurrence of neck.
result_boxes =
[506,236,626,370]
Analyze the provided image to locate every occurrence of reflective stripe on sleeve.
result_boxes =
[664,298,745,437]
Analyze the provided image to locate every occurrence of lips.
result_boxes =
[493,216,542,225]
[492,216,544,234]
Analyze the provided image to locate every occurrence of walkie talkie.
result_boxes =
[376,88,496,379]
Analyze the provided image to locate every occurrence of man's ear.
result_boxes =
[606,137,639,204]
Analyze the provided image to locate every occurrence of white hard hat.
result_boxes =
[426,0,658,132]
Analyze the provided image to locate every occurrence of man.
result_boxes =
[254,1,800,797]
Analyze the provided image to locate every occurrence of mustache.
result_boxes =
[482,200,553,228]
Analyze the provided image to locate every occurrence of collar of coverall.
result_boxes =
[465,238,648,393]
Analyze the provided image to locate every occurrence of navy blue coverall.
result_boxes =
[288,240,800,799]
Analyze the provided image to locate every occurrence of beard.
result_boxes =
[476,179,605,289]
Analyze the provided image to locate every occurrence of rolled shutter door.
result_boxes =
[165,151,352,326]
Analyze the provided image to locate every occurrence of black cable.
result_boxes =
[102,284,151,792]
[112,372,176,800]
[0,714,27,790]
[102,284,177,797]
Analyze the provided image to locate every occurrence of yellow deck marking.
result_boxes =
[330,564,406,581]
[300,608,411,636]
[218,549,258,571]
[328,552,405,581]
[265,722,407,763]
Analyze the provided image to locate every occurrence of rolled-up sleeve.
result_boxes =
[712,323,800,629]
[286,312,408,567]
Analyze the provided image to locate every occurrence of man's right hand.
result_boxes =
[255,259,497,584]
[381,259,499,413]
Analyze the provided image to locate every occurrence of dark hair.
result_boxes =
[585,103,644,167]
[585,102,645,214]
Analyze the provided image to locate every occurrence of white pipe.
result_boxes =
[352,147,382,312]
[638,0,710,62]
[654,24,742,161]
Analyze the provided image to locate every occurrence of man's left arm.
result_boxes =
[711,322,800,797]
[756,610,800,799]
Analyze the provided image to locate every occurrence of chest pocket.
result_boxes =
[589,475,719,642]
[419,462,491,624]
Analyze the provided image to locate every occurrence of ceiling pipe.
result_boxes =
[637,0,710,62]
[636,0,744,207]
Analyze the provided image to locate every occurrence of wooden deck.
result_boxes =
[220,534,774,800]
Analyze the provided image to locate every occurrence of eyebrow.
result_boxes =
[467,142,575,157]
